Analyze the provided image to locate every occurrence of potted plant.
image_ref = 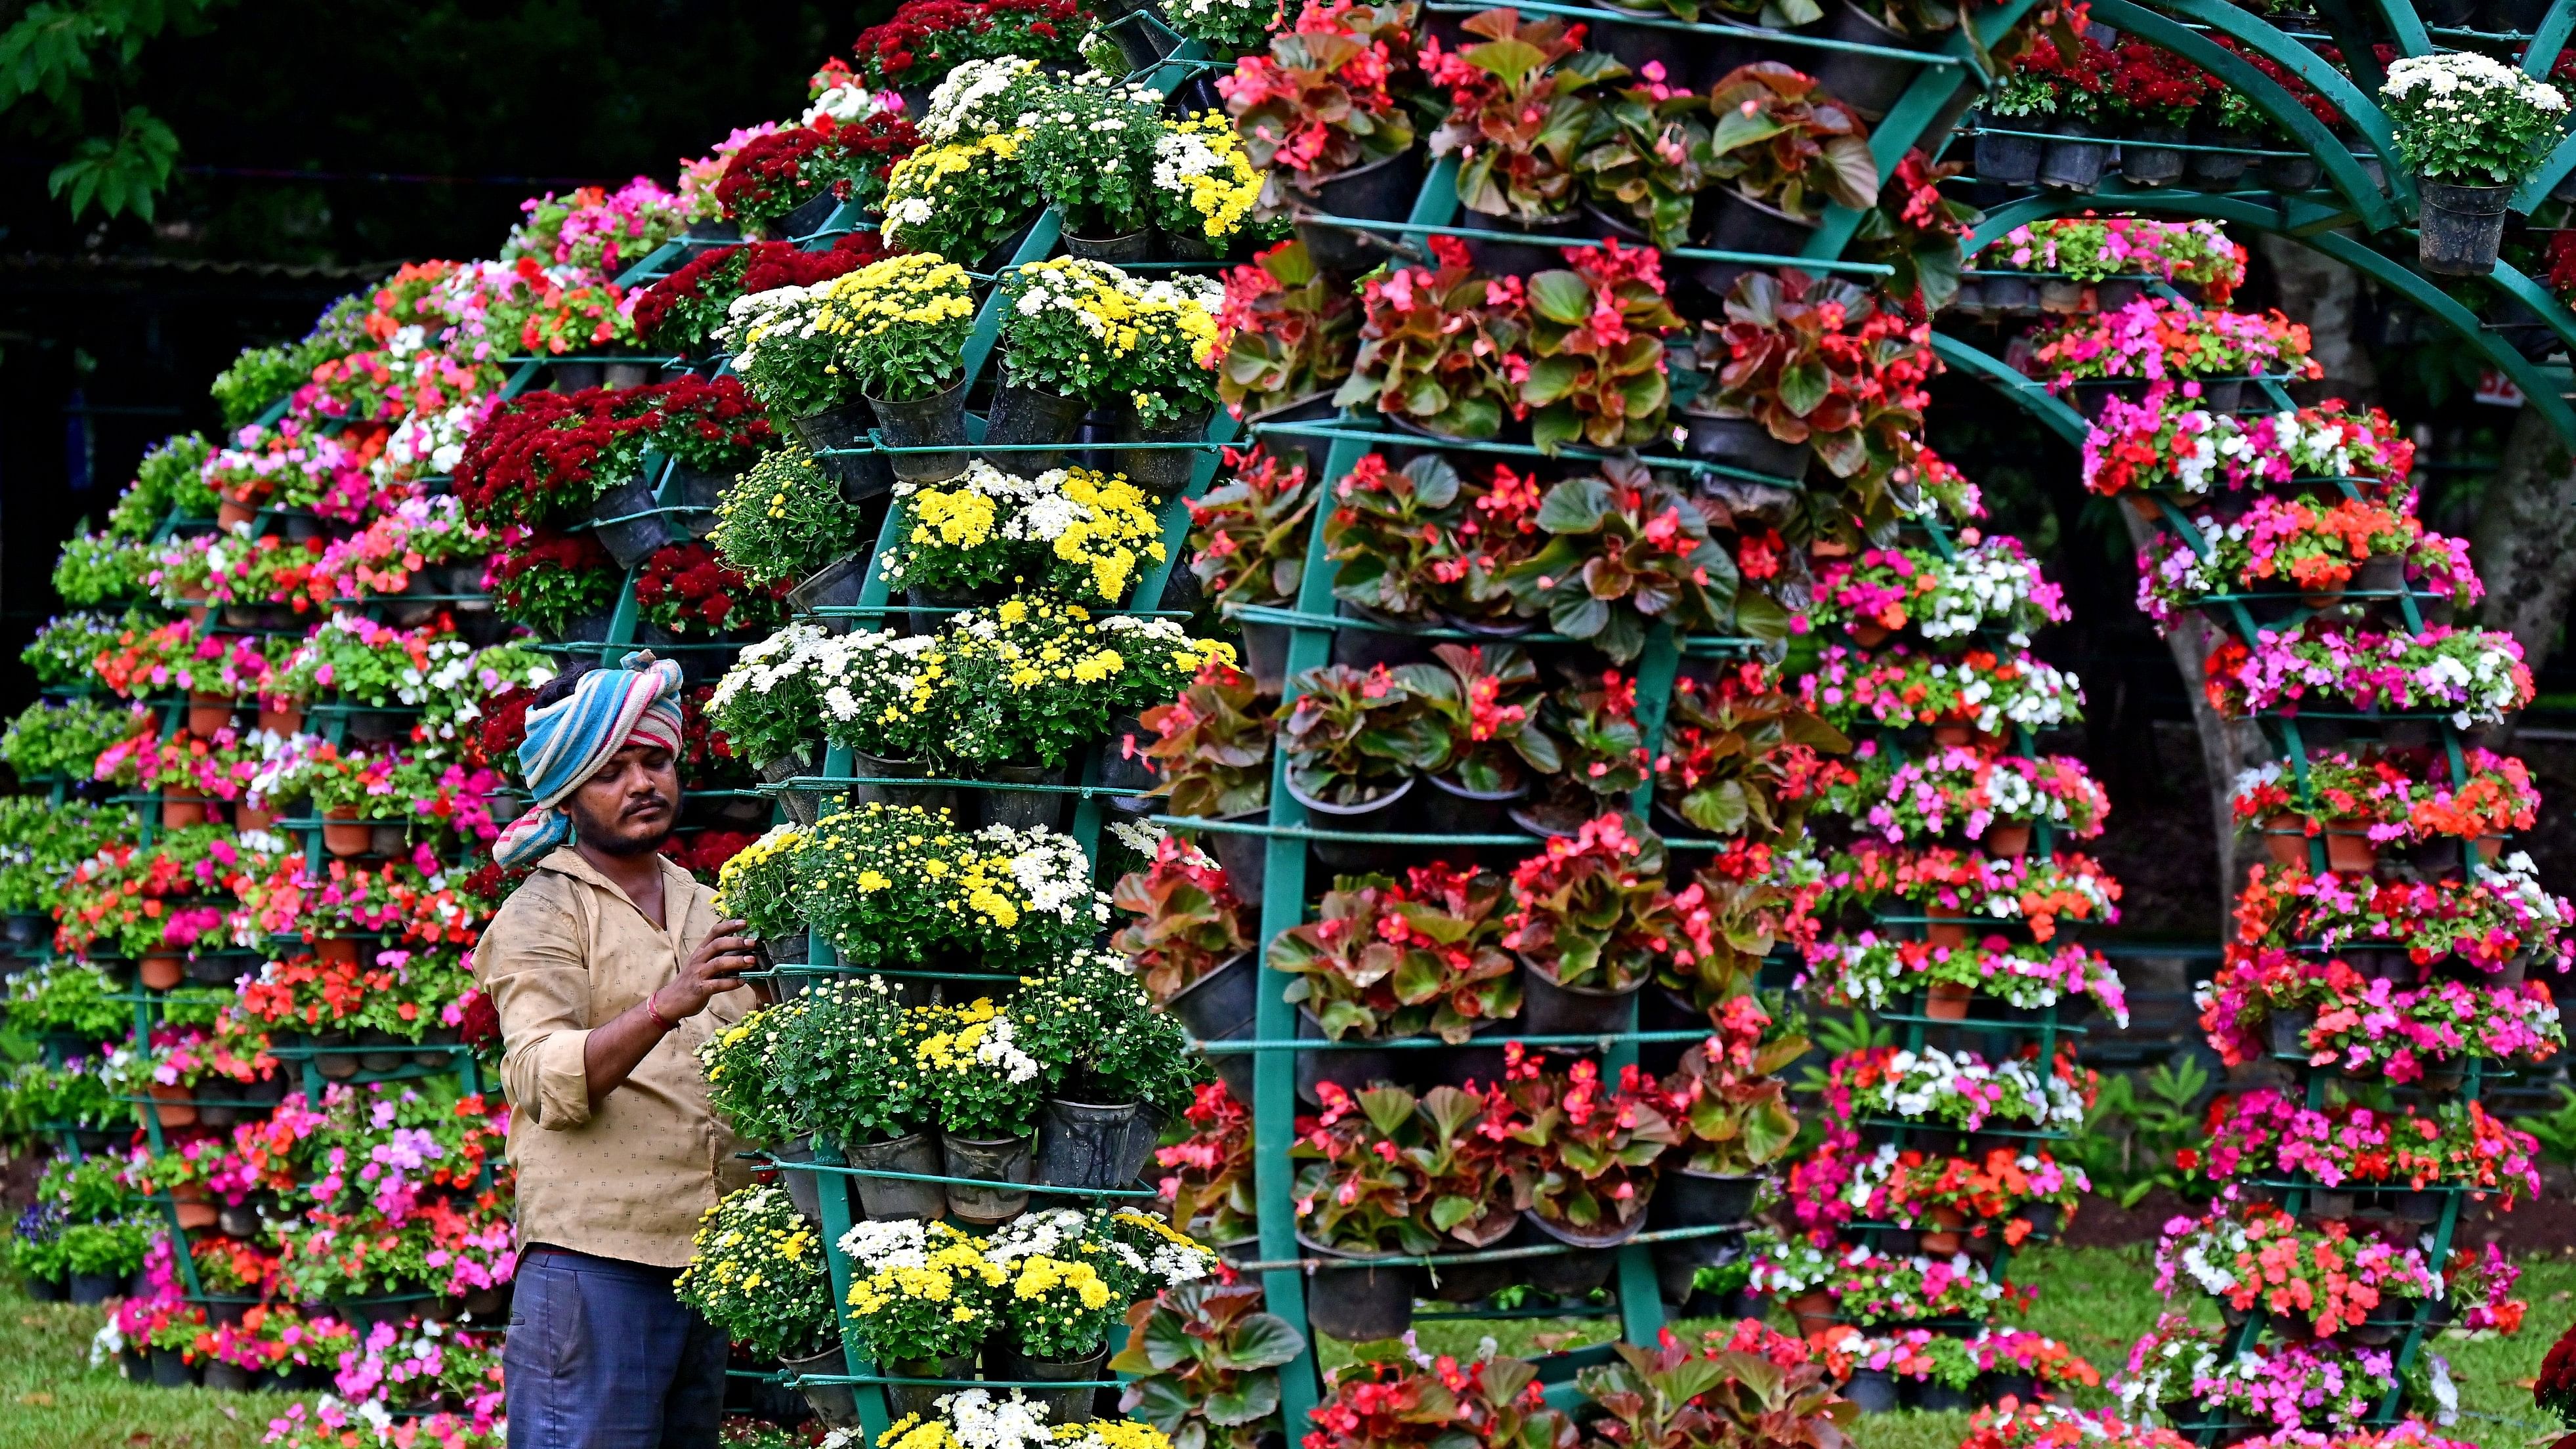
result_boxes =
[910,997,1047,1224]
[1500,812,1695,1034]
[2199,623,2535,727]
[715,448,871,612]
[765,978,940,1220]
[1151,112,1265,259]
[1702,63,1879,255]
[807,629,952,816]
[1520,241,1682,453]
[2100,39,2208,186]
[1692,270,1930,503]
[2383,53,2569,275]
[1331,240,1531,440]
[1015,950,1202,1188]
[1399,643,1561,835]
[1496,1046,1676,1286]
[992,259,1135,471]
[1112,1281,1307,1449]
[1215,243,1360,427]
[1113,838,1258,1083]
[1107,274,1229,499]
[1500,458,1739,663]
[1580,83,1712,253]
[1190,448,1319,690]
[1221,0,1426,274]
[839,1219,1007,1417]
[1278,663,1445,856]
[1655,665,1849,839]
[874,462,1033,614]
[1021,84,1166,257]
[1323,452,1473,650]
[1426,9,1620,272]
[676,1185,846,1423]
[1269,865,1519,1098]
[1285,1082,1441,1340]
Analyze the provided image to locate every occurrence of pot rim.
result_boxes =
[1520,1206,1646,1249]
[1521,954,1651,999]
[1292,1227,1420,1265]
[1282,770,1415,817]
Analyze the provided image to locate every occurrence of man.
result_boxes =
[476,654,763,1449]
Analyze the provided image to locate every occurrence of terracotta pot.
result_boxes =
[2264,813,2309,868]
[1985,824,2032,860]
[150,1085,198,1128]
[1920,1206,1966,1256]
[173,1200,219,1230]
[1788,1289,1838,1339]
[258,705,306,736]
[2474,834,2504,862]
[141,954,186,990]
[161,797,207,830]
[1925,905,1969,949]
[236,804,278,833]
[188,692,234,738]
[1848,621,1891,648]
[2323,823,2375,875]
[217,498,257,530]
[1926,980,1974,1021]
[317,936,362,967]
[2124,492,2163,522]
[1931,723,1974,748]
[322,808,371,858]
[1810,538,1852,559]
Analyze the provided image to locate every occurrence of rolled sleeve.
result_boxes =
[476,885,599,1130]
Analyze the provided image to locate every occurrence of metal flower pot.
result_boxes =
[588,478,673,570]
[846,1130,948,1221]
[1293,1233,1415,1341]
[1037,1097,1145,1188]
[789,404,897,503]
[779,1347,861,1429]
[2418,179,2512,277]
[978,761,1068,831]
[866,378,973,484]
[939,1131,1034,1223]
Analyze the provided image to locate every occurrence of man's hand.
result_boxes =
[654,918,758,1020]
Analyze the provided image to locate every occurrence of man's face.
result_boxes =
[562,742,679,856]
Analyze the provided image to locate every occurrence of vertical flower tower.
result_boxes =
[1765,448,2121,1409]
[2061,272,2564,1441]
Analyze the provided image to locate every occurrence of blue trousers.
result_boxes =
[504,1246,728,1449]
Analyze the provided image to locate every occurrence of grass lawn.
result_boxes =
[1,1246,2569,1449]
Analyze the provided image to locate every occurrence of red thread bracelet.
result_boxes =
[644,990,677,1033]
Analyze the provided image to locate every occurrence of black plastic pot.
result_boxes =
[203,1361,253,1394]
[669,462,728,537]
[846,1131,948,1220]
[1458,208,1591,278]
[1105,7,1181,69]
[2017,1201,2062,1239]
[786,554,869,634]
[1114,402,1214,501]
[984,376,1088,477]
[1521,960,1645,1038]
[1518,1210,1638,1296]
[1846,1369,1902,1414]
[991,1343,1110,1425]
[587,478,672,570]
[2094,277,2146,312]
[2119,125,2187,186]
[1807,0,1930,118]
[69,1271,119,1305]
[849,749,960,820]
[2189,128,2254,184]
[24,1272,66,1303]
[1168,951,1258,1104]
[1679,411,1810,482]
[1329,599,1439,671]
[1981,1371,2037,1406]
[1237,617,1292,695]
[2418,179,2512,277]
[773,1140,825,1221]
[1201,808,1271,903]
[1981,274,2037,315]
[1288,151,1426,278]
[552,361,604,392]
[1065,225,1154,262]
[1656,1167,1761,1227]
[2264,153,2321,191]
[789,403,897,504]
[2038,121,2107,191]
[2268,1005,2315,1059]
[1038,1097,1144,1188]
[1580,0,1691,84]
[881,1352,976,1422]
[780,1347,861,1429]
[1688,188,1819,298]
[1974,123,2043,187]
[1294,1234,1416,1341]
[868,378,973,484]
[1296,1005,1399,1105]
[1911,1379,1976,1413]
[940,1131,1034,1223]
[152,1348,196,1388]
[776,190,842,242]
[1160,226,1223,261]
[1416,773,1527,837]
[1420,1211,1519,1303]
[979,761,1068,831]
[1285,773,1414,872]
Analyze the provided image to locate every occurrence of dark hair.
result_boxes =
[530,661,594,711]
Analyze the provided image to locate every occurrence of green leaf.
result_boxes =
[1776,360,1828,417]
[1529,404,1580,456]
[1521,354,1583,407]
[1534,476,1612,534]
[1464,37,1549,80]
[1548,591,1611,642]
[1204,1376,1282,1427]
[1527,269,1595,327]
[1708,110,1788,159]
[1128,1376,1202,1427]
[1221,1314,1307,1371]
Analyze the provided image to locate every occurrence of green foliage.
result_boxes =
[0,700,140,781]
[20,613,129,686]
[710,448,857,587]
[1112,1282,1307,1449]
[49,531,150,608]
[2512,1083,2576,1169]
[210,346,310,430]
[2058,1054,2214,1208]
[673,1185,838,1360]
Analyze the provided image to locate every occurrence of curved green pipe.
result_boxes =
[1930,332,2092,443]
[2371,0,2434,56]
[1952,189,2576,448]
[2090,0,2405,228]
[2525,0,2576,76]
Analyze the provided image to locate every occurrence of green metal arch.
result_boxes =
[2091,0,2406,229]
[1956,188,2576,447]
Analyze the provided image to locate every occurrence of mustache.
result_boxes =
[619,791,673,817]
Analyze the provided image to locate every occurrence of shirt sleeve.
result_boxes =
[476,880,597,1130]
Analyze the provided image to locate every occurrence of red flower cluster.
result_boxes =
[661,830,755,883]
[632,232,891,350]
[455,377,772,527]
[2104,38,2211,117]
[713,114,922,226]
[850,0,1088,86]
[633,541,788,634]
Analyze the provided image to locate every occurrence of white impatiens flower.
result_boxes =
[937,1389,1055,1449]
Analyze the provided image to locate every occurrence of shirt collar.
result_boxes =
[535,846,702,933]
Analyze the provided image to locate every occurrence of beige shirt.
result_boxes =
[474,847,751,1269]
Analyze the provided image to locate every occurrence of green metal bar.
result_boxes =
[960,213,1065,386]
[2088,0,2405,229]
[2525,0,2576,77]
[2516,128,2576,211]
[2371,0,2436,56]
[1928,333,2090,444]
